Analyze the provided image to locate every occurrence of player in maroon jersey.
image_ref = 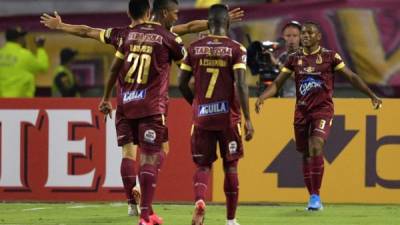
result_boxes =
[40,1,243,217]
[179,4,254,225]
[255,21,382,211]
[97,0,186,224]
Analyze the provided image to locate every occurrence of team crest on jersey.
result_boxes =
[144,129,156,143]
[228,141,238,154]
[304,66,315,73]
[198,101,229,117]
[299,76,322,96]
[316,54,323,64]
[122,89,146,103]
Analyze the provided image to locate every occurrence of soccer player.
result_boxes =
[255,22,382,211]
[98,0,186,224]
[40,1,243,217]
[179,4,254,225]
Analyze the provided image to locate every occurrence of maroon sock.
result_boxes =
[224,172,239,220]
[193,167,210,201]
[310,155,324,195]
[302,157,312,195]
[139,163,158,221]
[120,158,137,205]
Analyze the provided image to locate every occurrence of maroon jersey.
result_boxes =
[181,35,247,130]
[282,47,345,116]
[114,22,186,119]
[100,26,132,49]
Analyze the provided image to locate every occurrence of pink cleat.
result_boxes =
[138,218,154,225]
[150,213,163,225]
[192,199,206,225]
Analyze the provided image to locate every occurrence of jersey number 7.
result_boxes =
[205,68,220,98]
[125,52,151,84]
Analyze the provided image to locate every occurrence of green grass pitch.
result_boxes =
[1,202,399,225]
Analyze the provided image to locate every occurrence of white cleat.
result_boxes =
[128,203,140,216]
[226,219,240,225]
[128,185,141,216]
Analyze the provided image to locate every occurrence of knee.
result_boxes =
[122,143,137,160]
[223,160,238,174]
[196,164,211,172]
[308,137,324,156]
[140,153,158,166]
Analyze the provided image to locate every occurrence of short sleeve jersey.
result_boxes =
[181,35,247,130]
[113,22,186,119]
[282,47,345,115]
[100,26,133,49]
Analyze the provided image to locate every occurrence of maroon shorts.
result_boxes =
[294,112,332,153]
[191,124,243,166]
[115,112,167,153]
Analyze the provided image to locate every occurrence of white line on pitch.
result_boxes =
[67,205,100,209]
[22,207,47,211]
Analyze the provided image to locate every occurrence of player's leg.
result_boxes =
[116,114,140,216]
[218,124,243,225]
[191,126,217,225]
[307,117,332,211]
[137,115,167,224]
[122,143,141,216]
[294,118,313,197]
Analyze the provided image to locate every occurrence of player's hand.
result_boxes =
[371,96,382,110]
[255,98,264,114]
[229,8,244,23]
[98,99,113,122]
[40,11,62,30]
[244,120,254,141]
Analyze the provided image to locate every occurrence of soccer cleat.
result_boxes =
[226,219,241,225]
[307,194,323,211]
[192,199,206,225]
[129,185,141,216]
[149,213,163,225]
[128,204,140,216]
[138,218,154,225]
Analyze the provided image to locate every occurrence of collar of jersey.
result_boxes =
[145,21,162,26]
[208,34,228,38]
[303,46,321,55]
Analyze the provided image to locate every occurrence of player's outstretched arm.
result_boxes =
[171,8,244,36]
[178,70,194,105]
[99,56,123,120]
[255,71,291,113]
[234,69,254,141]
[40,12,103,41]
[337,66,382,109]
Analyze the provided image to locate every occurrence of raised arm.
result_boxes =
[171,8,244,36]
[337,66,382,109]
[40,12,103,41]
[255,70,292,113]
[234,68,254,141]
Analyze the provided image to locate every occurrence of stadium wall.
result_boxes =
[0,98,399,204]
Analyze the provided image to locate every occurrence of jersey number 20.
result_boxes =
[125,52,151,84]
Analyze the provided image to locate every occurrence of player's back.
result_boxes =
[187,35,245,130]
[116,22,185,119]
